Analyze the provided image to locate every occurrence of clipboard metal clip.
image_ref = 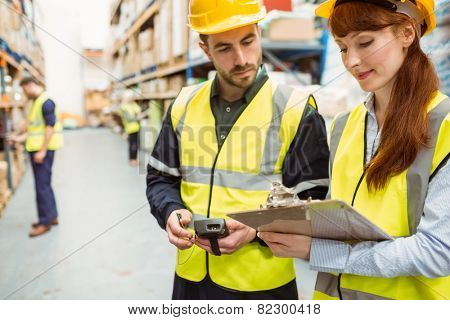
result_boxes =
[262,182,304,209]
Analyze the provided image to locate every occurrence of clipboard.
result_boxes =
[227,200,393,241]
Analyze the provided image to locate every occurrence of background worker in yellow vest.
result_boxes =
[8,76,63,237]
[119,89,142,167]
[258,0,450,300]
[146,0,330,299]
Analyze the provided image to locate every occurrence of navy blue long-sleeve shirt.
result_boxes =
[42,99,56,126]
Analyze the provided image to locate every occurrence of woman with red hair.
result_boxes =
[259,0,449,299]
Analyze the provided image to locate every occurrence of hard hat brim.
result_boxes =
[315,0,335,19]
[314,0,436,35]
[419,0,436,35]
[190,7,267,35]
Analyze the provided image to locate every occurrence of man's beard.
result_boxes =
[214,54,262,90]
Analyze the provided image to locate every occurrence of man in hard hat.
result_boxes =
[8,76,63,237]
[119,89,142,167]
[146,0,329,299]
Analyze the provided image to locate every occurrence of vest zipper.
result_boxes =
[337,113,369,300]
[204,137,243,294]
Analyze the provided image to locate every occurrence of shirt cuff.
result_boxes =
[309,238,350,273]
[163,203,186,226]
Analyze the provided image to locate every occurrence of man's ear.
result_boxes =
[199,41,212,61]
[256,24,262,37]
[401,23,416,48]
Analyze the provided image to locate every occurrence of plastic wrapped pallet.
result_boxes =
[138,29,153,51]
[155,0,171,64]
[171,0,189,57]
[0,161,10,211]
[188,29,205,61]
[421,0,450,95]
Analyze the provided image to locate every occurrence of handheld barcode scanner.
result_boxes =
[194,218,228,256]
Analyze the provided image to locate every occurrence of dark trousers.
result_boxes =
[172,274,298,300]
[128,132,139,160]
[29,151,58,225]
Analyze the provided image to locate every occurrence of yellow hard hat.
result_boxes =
[189,0,267,35]
[315,0,436,36]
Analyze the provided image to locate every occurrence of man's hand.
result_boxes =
[6,134,15,145]
[166,209,194,250]
[257,232,312,259]
[34,150,47,164]
[195,220,256,255]
[6,134,26,145]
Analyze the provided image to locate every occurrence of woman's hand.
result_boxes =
[258,232,312,260]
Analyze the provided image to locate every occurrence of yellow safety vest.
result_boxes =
[171,79,317,291]
[26,92,63,152]
[314,91,450,300]
[120,102,141,134]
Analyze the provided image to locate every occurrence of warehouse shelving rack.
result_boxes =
[0,43,44,200]
[109,0,324,100]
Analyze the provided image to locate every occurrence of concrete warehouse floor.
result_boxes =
[0,128,317,299]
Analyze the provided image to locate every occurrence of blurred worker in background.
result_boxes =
[8,76,63,237]
[119,89,142,167]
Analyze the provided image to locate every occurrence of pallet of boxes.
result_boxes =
[0,144,26,216]
[85,90,114,128]
[0,160,11,216]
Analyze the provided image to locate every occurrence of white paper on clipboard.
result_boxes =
[227,200,393,241]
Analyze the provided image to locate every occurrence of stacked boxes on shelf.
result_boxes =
[260,2,320,42]
[138,28,154,71]
[112,0,190,80]
[0,161,10,215]
[1,0,44,216]
[123,36,140,76]
[0,0,45,75]
[0,143,26,216]
[171,0,189,59]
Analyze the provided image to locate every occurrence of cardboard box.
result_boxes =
[163,99,172,115]
[0,161,8,181]
[266,17,316,41]
[85,91,111,112]
[13,144,26,175]
[169,75,185,92]
[138,29,154,51]
[156,78,169,93]
[141,51,156,69]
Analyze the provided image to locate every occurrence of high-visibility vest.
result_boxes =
[314,91,450,300]
[170,79,318,291]
[26,92,63,152]
[120,102,141,134]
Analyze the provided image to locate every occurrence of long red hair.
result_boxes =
[330,2,439,191]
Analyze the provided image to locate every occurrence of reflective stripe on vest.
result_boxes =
[314,91,450,300]
[26,92,63,152]
[120,103,140,134]
[171,79,311,291]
